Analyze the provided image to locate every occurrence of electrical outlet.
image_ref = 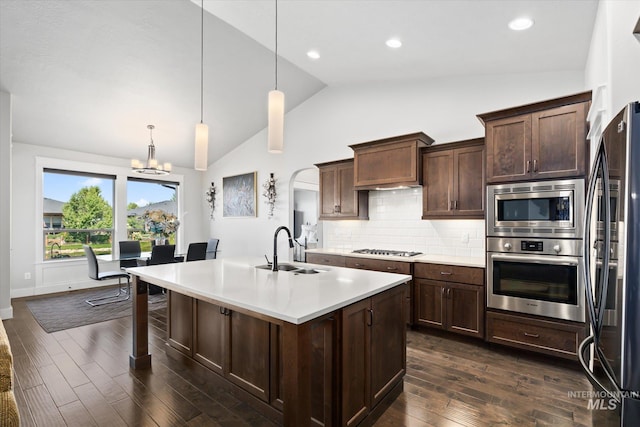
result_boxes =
[24,272,31,280]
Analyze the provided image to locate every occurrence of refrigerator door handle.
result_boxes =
[578,335,621,404]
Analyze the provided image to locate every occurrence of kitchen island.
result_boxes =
[126,257,411,426]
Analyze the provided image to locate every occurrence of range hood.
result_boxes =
[350,132,434,190]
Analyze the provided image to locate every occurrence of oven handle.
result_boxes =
[490,253,580,267]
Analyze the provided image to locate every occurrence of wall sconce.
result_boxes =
[205,182,217,219]
[262,173,277,218]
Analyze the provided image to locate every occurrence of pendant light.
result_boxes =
[194,0,209,170]
[131,125,171,175]
[268,0,284,153]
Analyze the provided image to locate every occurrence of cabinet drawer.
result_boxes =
[306,253,345,267]
[486,311,586,359]
[345,257,411,274]
[414,263,484,285]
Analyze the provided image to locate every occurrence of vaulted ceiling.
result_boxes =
[0,0,599,169]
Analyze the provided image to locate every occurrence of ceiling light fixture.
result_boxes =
[307,50,320,60]
[194,0,209,171]
[131,125,171,175]
[267,0,285,153]
[508,17,534,31]
[386,38,402,48]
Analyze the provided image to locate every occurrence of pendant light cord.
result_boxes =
[274,0,278,90]
[200,0,204,124]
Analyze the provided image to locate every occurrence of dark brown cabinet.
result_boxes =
[167,293,271,402]
[478,91,591,183]
[341,285,406,427]
[316,159,368,220]
[349,132,433,190]
[306,252,346,267]
[414,263,485,338]
[486,310,587,360]
[345,256,413,325]
[422,138,485,219]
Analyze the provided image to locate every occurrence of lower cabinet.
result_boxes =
[486,310,587,360]
[341,285,406,427]
[413,263,485,338]
[306,252,346,267]
[167,285,406,427]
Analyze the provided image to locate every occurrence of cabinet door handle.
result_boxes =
[447,288,451,298]
[454,200,458,210]
[533,159,538,172]
[367,309,373,326]
[524,332,540,338]
[440,271,452,275]
[527,160,531,173]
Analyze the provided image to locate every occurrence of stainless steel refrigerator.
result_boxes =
[580,101,640,426]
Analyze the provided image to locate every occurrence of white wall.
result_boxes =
[207,70,586,259]
[10,142,205,298]
[585,0,640,120]
[0,92,12,318]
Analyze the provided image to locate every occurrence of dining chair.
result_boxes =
[138,244,176,294]
[118,240,141,269]
[83,245,131,306]
[206,238,219,259]
[186,242,208,262]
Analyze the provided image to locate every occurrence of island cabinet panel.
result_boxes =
[167,292,194,356]
[316,159,368,220]
[479,92,591,183]
[228,311,271,401]
[193,300,225,375]
[341,285,406,427]
[414,263,485,338]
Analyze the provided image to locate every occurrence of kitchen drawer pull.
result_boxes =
[440,271,452,275]
[354,263,365,268]
[523,332,540,338]
[386,267,398,271]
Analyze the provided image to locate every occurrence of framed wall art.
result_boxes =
[222,171,257,217]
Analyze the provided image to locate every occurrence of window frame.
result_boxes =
[35,156,183,264]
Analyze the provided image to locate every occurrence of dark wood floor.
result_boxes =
[3,296,613,426]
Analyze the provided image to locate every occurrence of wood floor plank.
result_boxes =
[5,296,609,427]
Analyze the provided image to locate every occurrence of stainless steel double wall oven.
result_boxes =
[486,178,586,322]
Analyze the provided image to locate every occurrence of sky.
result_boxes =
[44,172,175,207]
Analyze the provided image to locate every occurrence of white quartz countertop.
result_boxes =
[126,257,411,325]
[305,248,485,268]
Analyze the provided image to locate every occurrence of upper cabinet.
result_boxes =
[350,132,434,190]
[477,91,591,184]
[316,158,369,220]
[422,138,485,219]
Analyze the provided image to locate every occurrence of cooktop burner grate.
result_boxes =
[352,249,423,257]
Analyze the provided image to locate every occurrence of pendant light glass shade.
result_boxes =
[268,89,285,153]
[194,122,209,170]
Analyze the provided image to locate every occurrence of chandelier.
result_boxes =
[131,125,171,175]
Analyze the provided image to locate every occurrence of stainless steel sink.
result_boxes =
[255,264,327,274]
[255,263,299,271]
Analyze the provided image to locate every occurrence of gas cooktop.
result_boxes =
[352,249,423,257]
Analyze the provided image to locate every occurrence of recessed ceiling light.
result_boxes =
[307,50,320,60]
[508,17,534,31]
[386,38,402,48]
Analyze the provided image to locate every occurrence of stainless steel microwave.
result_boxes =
[486,178,585,239]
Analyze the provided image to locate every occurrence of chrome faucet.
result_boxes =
[272,226,294,271]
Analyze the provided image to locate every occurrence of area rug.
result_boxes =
[26,287,166,333]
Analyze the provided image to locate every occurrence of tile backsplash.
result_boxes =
[322,188,486,257]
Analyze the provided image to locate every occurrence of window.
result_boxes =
[126,178,179,252]
[43,169,115,260]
